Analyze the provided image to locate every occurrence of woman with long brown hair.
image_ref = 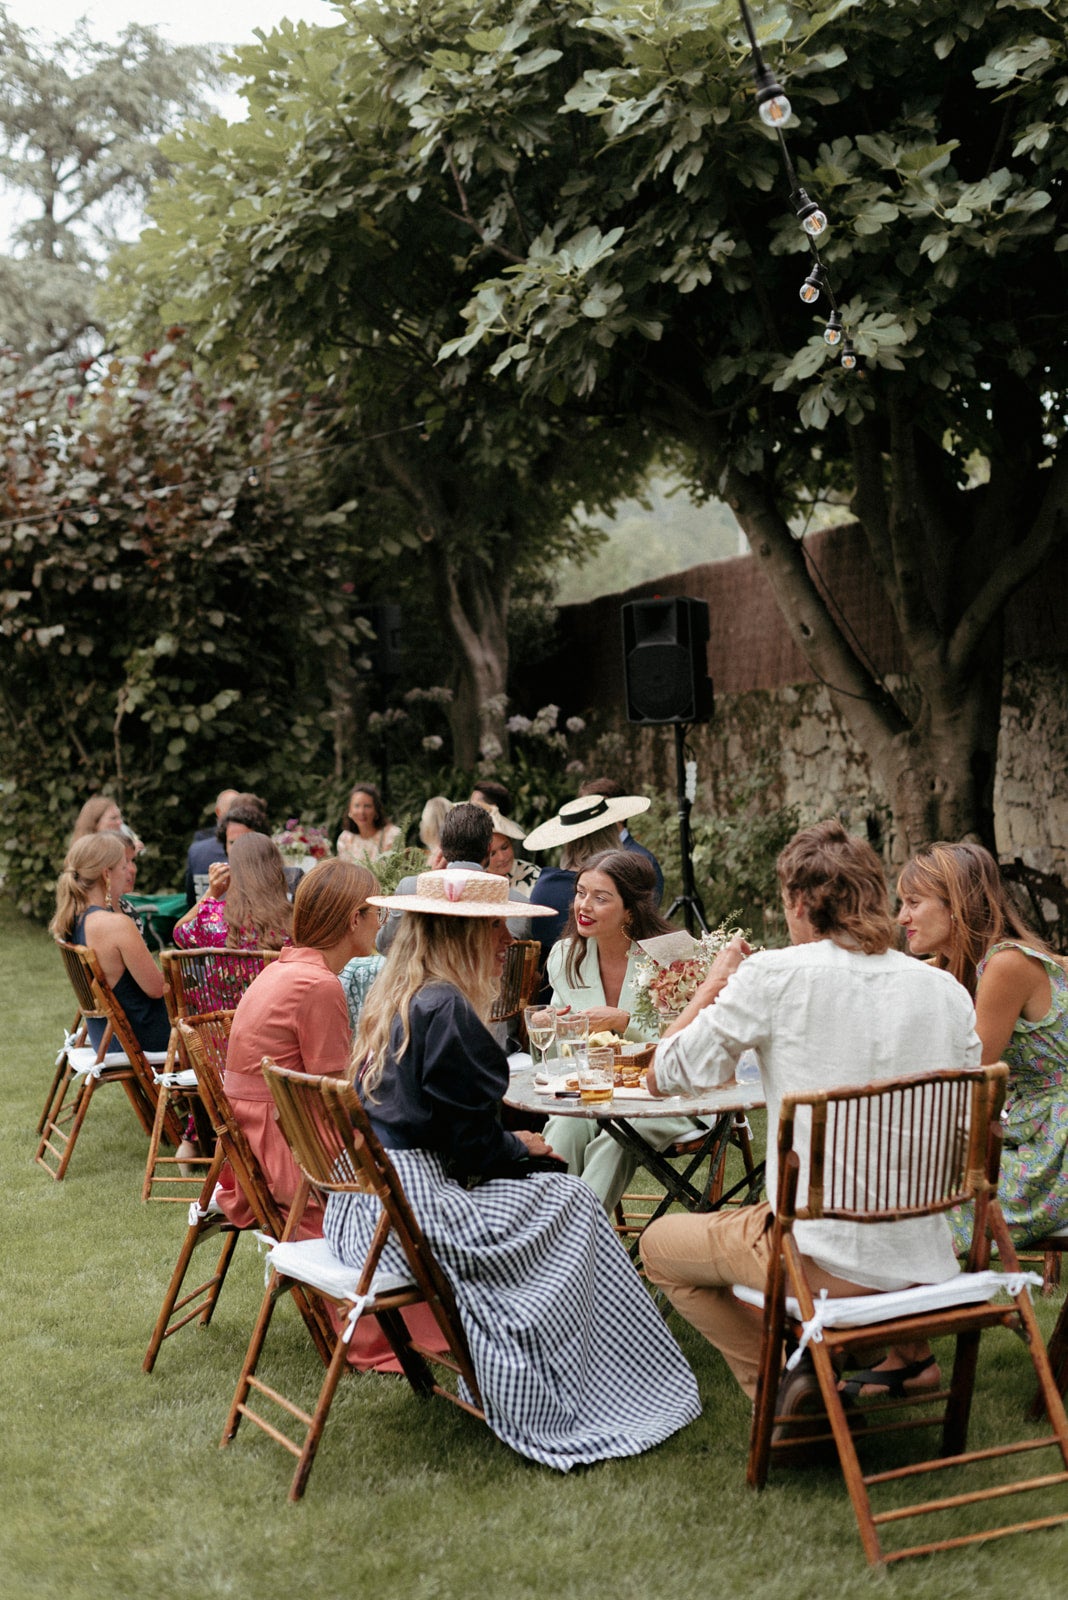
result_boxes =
[173,831,292,951]
[897,841,1068,1247]
[218,857,432,1372]
[541,849,703,1212]
[325,867,700,1470]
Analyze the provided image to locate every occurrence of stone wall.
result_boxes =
[519,526,1068,875]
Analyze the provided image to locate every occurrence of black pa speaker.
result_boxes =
[621,597,713,725]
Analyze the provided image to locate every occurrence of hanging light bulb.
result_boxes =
[753,63,791,128]
[824,310,844,347]
[794,188,828,238]
[799,265,824,305]
[840,339,857,371]
[246,466,260,488]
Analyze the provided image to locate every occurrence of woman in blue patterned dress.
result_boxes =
[323,867,700,1470]
[898,841,1068,1247]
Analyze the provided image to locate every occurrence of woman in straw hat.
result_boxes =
[524,791,653,966]
[324,867,700,1470]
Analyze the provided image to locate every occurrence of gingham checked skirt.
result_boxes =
[324,1150,701,1470]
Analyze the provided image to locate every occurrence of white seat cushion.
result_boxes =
[734,1268,1043,1368]
[67,1046,130,1075]
[260,1235,414,1302]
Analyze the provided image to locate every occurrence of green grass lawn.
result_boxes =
[2,897,1065,1600]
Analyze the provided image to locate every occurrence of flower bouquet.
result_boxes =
[272,818,331,867]
[632,921,753,1035]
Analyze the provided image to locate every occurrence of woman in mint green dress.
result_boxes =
[898,842,1068,1247]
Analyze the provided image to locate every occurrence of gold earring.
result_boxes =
[104,875,113,910]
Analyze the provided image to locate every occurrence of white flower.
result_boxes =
[480,734,503,760]
[422,734,443,751]
[565,759,585,774]
[565,716,586,733]
[507,714,532,734]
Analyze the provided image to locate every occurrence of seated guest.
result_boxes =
[338,864,386,1032]
[418,795,454,864]
[898,842,1068,1247]
[639,819,980,1414]
[335,780,401,865]
[542,850,704,1213]
[324,867,700,1469]
[173,832,292,951]
[580,776,664,904]
[378,803,530,955]
[469,777,512,814]
[70,794,124,844]
[479,804,541,895]
[524,792,652,968]
[50,832,169,1053]
[183,787,239,908]
[218,858,432,1373]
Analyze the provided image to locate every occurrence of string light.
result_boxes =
[737,0,855,372]
[794,188,828,240]
[799,265,824,304]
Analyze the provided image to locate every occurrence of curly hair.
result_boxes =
[776,818,895,955]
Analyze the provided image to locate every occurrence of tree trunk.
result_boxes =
[427,542,511,770]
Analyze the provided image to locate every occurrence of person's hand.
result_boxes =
[515,1129,558,1159]
[695,934,751,1006]
[644,1062,663,1097]
[583,1006,629,1036]
[207,861,230,897]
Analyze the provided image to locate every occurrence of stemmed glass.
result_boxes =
[524,1005,558,1075]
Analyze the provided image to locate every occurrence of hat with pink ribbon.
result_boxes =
[368,867,557,918]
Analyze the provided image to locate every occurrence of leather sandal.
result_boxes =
[839,1353,938,1400]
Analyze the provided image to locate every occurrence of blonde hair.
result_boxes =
[561,821,621,870]
[292,858,375,948]
[70,794,120,843]
[419,795,453,853]
[897,842,1050,996]
[223,833,293,950]
[356,913,500,1098]
[50,832,126,941]
[777,818,895,955]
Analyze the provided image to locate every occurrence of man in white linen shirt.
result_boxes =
[640,819,981,1404]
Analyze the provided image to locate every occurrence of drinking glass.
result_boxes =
[524,1005,558,1073]
[578,1046,615,1104]
[555,1010,590,1065]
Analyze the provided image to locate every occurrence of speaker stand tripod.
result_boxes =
[664,723,708,936]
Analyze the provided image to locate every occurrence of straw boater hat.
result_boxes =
[522,793,651,853]
[368,867,557,917]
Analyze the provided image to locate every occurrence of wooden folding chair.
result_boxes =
[144,1013,333,1373]
[745,1064,1068,1565]
[143,948,282,1202]
[221,1062,484,1501]
[491,938,540,1028]
[35,943,158,1181]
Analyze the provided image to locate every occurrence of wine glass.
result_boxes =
[524,1005,557,1074]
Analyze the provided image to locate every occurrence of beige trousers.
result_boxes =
[639,1202,875,1400]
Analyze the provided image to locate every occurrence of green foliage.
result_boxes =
[0,341,370,918]
[639,763,800,943]
[0,12,219,359]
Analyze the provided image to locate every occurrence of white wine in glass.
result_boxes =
[524,1005,557,1071]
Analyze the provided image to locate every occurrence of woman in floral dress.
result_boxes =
[173,832,292,952]
[897,841,1068,1246]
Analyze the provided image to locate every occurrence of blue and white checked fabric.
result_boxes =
[324,1151,701,1471]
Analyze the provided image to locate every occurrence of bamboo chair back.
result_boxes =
[748,1064,1068,1566]
[162,947,281,1023]
[491,939,540,1025]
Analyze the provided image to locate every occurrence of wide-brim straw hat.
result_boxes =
[368,867,557,917]
[523,793,651,852]
[480,804,526,842]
